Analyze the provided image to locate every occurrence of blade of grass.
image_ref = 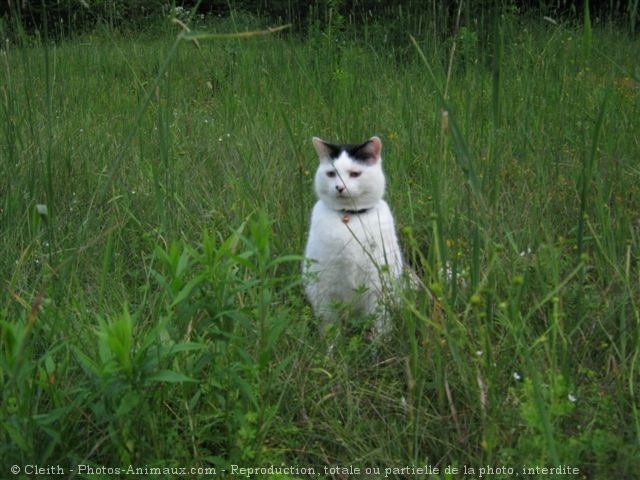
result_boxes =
[576,89,609,259]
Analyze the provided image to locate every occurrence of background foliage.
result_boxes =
[2,0,639,40]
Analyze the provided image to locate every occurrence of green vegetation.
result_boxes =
[1,5,639,479]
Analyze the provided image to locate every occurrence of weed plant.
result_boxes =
[1,5,639,480]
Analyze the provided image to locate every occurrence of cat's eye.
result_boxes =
[349,171,362,178]
[326,171,337,178]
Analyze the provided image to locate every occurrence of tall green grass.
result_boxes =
[1,7,639,479]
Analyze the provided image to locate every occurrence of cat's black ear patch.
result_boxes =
[348,136,382,164]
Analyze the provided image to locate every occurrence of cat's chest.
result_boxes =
[307,201,394,249]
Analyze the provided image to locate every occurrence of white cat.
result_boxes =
[303,136,404,336]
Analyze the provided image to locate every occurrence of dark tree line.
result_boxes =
[1,0,637,39]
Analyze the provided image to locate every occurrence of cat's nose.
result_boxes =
[336,185,345,193]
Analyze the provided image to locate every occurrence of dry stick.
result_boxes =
[443,0,464,101]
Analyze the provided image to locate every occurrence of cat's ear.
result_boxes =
[312,137,334,162]
[354,136,382,164]
[366,136,382,159]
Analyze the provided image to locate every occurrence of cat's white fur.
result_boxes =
[303,136,403,336]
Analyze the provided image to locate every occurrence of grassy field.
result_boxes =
[1,8,639,479]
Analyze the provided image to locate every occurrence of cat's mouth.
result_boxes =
[335,192,354,203]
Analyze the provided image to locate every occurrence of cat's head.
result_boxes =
[311,136,386,211]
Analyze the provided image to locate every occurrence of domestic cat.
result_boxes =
[303,136,404,336]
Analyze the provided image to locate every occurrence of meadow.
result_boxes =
[1,6,639,479]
